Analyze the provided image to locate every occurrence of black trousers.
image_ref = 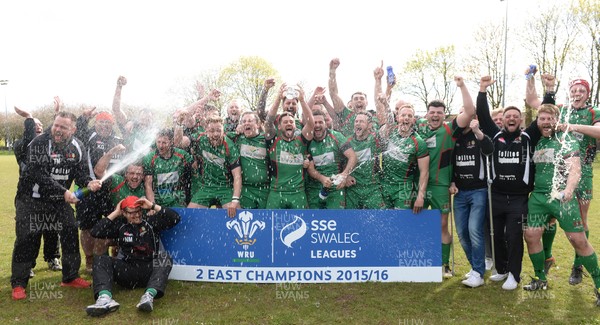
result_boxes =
[491,193,527,283]
[92,253,172,299]
[11,198,81,288]
[32,231,60,266]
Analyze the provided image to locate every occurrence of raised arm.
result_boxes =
[75,106,97,141]
[540,74,556,105]
[112,76,128,125]
[264,84,285,140]
[374,61,384,103]
[328,58,345,114]
[53,96,62,114]
[454,76,475,128]
[144,175,155,203]
[299,86,314,141]
[94,144,126,179]
[476,76,499,137]
[173,111,191,149]
[256,78,275,122]
[376,93,392,138]
[308,86,339,129]
[195,81,205,101]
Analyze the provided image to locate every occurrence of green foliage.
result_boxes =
[572,0,600,107]
[217,56,279,112]
[400,46,457,114]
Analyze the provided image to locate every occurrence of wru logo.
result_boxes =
[226,211,265,250]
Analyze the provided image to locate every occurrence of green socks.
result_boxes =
[146,288,158,297]
[529,251,546,280]
[542,226,556,259]
[580,252,600,289]
[574,230,590,268]
[442,243,451,265]
[99,290,112,298]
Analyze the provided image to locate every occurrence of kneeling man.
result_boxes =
[86,196,180,316]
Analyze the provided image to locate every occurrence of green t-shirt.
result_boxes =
[235,133,269,187]
[306,130,352,189]
[381,131,428,186]
[559,105,600,166]
[336,107,380,137]
[267,133,309,192]
[108,173,146,207]
[143,148,192,207]
[192,134,240,188]
[348,133,382,187]
[415,119,457,187]
[532,134,579,193]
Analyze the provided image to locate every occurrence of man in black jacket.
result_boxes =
[13,105,61,274]
[11,111,102,300]
[86,196,180,316]
[476,74,554,290]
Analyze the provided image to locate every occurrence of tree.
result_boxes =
[463,22,508,110]
[520,3,580,95]
[573,0,600,106]
[168,68,221,109]
[217,56,279,111]
[398,46,458,114]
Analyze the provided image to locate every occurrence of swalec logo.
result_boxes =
[280,215,307,248]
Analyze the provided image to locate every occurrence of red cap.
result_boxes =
[96,111,114,123]
[569,79,590,94]
[120,196,140,210]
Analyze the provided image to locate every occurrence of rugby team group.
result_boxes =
[9,58,600,316]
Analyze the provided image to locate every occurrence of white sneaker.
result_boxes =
[463,269,473,279]
[489,270,508,282]
[86,294,120,317]
[485,258,493,271]
[136,292,154,312]
[461,271,484,288]
[502,272,518,290]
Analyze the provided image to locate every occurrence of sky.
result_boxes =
[0,0,571,116]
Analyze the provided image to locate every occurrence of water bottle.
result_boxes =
[319,186,330,200]
[74,187,91,200]
[525,64,537,80]
[319,174,344,200]
[386,66,395,86]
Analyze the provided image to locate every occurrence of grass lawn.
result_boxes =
[0,155,599,324]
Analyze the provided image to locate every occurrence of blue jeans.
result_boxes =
[454,188,487,276]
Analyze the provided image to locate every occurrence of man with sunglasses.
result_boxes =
[86,196,180,316]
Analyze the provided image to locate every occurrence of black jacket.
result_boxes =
[17,132,91,201]
[91,207,180,262]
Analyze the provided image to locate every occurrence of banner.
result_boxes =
[161,208,442,283]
